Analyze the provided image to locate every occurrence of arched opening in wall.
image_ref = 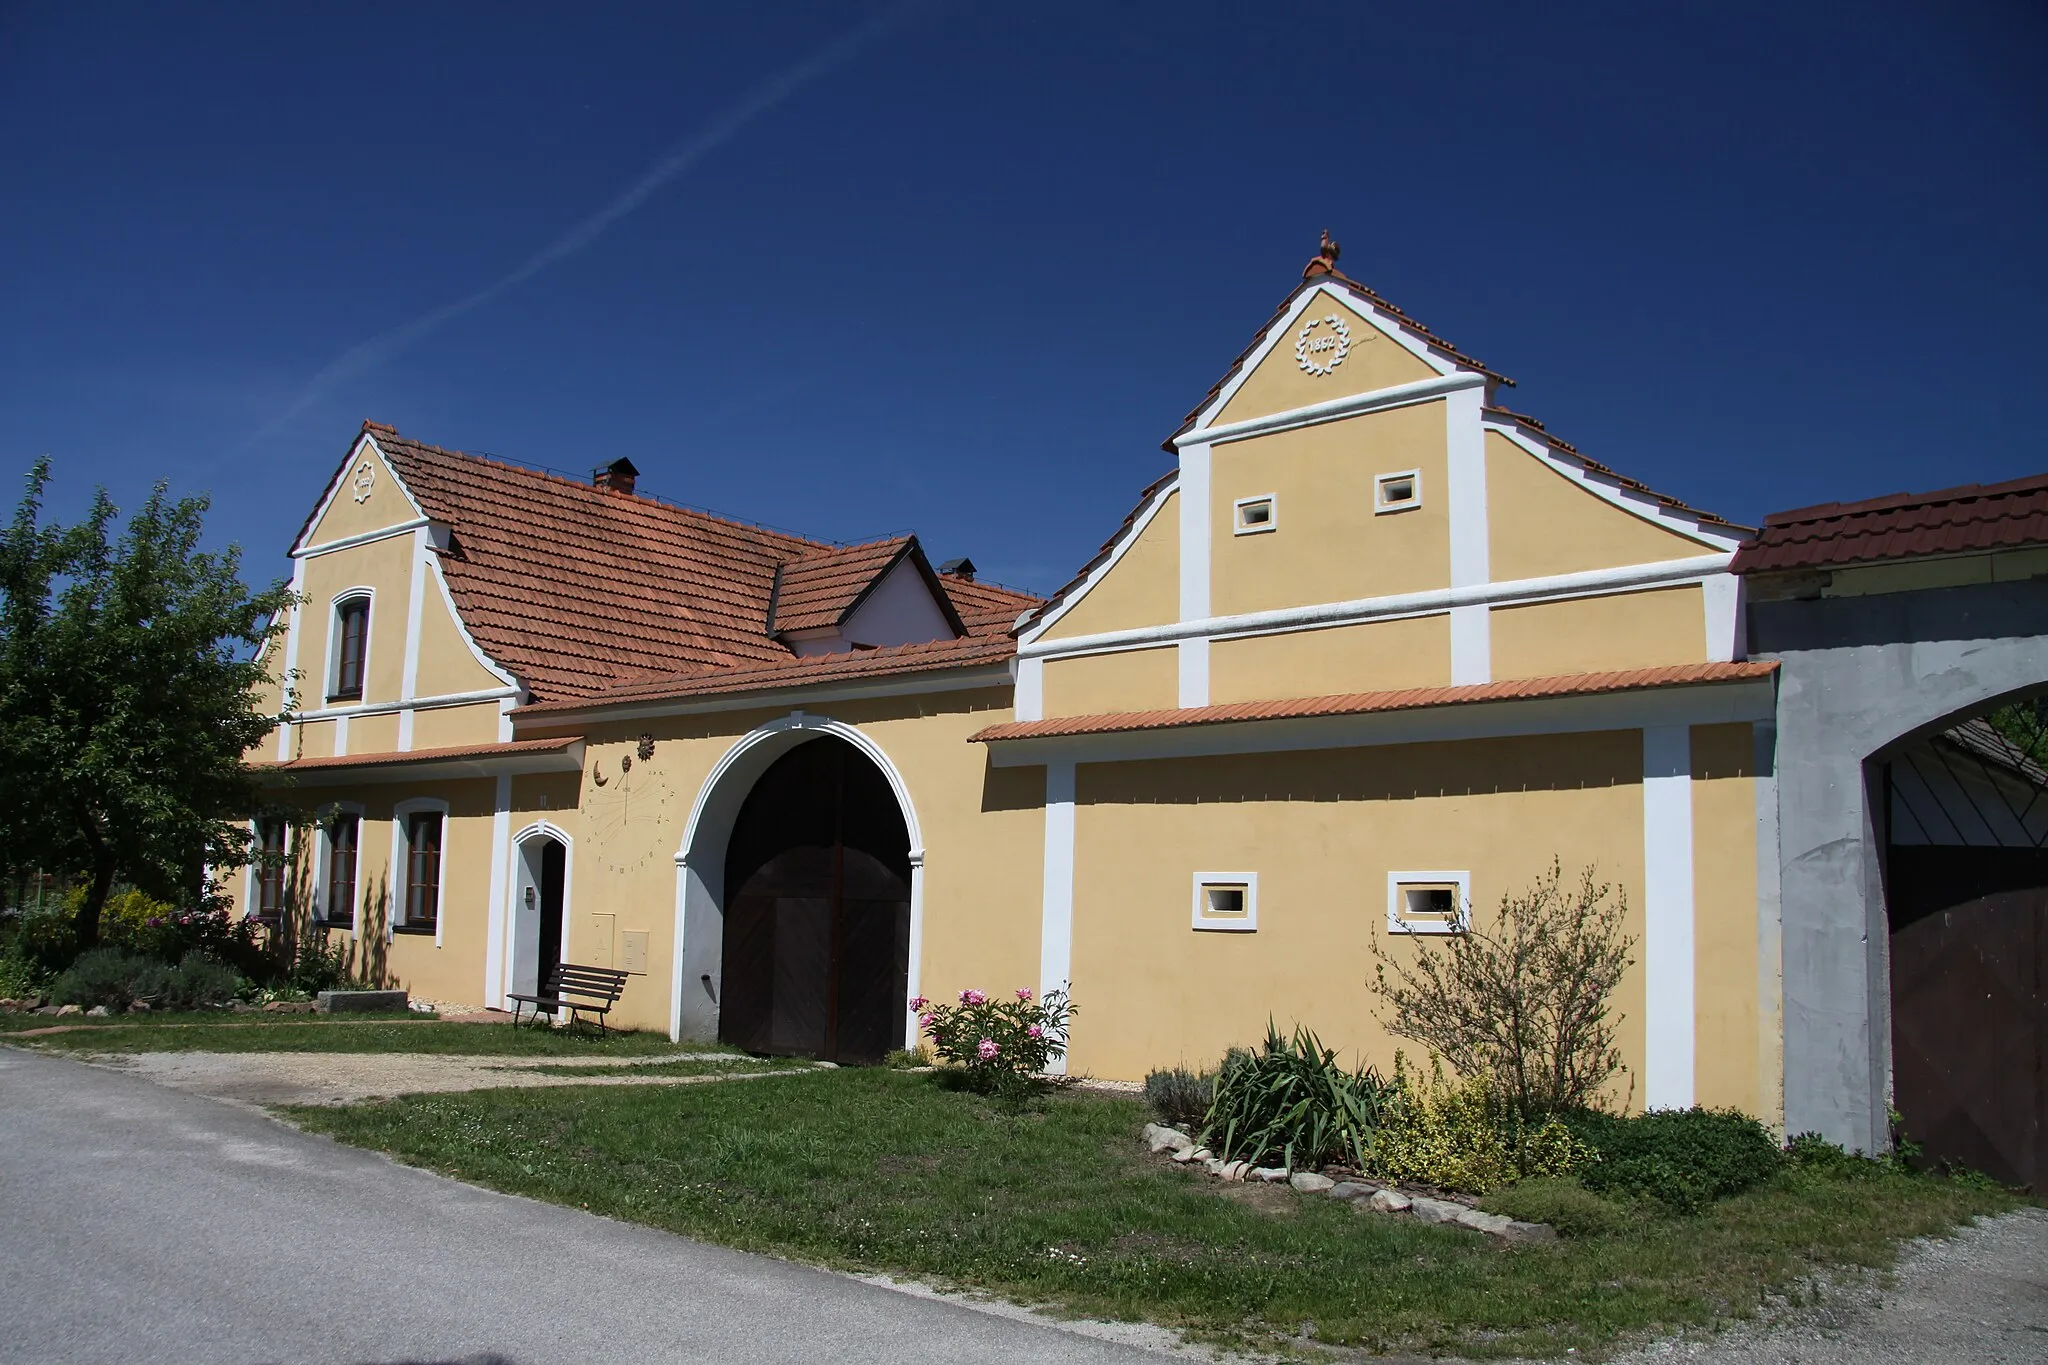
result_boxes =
[717,735,912,1065]
[510,830,569,1003]
[1881,691,2047,1190]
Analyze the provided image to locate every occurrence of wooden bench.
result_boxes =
[507,964,629,1034]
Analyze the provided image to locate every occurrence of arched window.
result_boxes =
[330,594,370,701]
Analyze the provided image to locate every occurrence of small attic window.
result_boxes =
[1192,873,1259,932]
[1387,871,1469,935]
[1233,495,1277,536]
[1375,471,1421,514]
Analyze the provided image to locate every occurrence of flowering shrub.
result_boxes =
[916,985,1075,1094]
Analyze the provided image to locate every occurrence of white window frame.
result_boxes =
[1232,494,1278,536]
[1386,870,1470,934]
[1374,469,1422,515]
[1191,871,1259,932]
[325,587,376,702]
[310,802,367,938]
[389,796,450,946]
[244,816,290,921]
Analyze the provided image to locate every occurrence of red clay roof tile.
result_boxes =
[969,661,1778,744]
[255,736,581,772]
[1731,471,2048,574]
[770,538,915,634]
[516,633,1016,716]
[338,429,1037,704]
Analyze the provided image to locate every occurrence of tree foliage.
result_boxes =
[0,459,292,944]
[1371,859,1636,1116]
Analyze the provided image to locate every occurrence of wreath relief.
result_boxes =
[1294,313,1352,377]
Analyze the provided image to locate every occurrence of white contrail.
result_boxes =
[241,2,918,448]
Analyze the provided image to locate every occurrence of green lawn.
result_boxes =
[284,1068,2019,1359]
[10,1018,694,1057]
[526,1055,815,1077]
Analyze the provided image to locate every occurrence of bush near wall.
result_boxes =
[1562,1107,1783,1213]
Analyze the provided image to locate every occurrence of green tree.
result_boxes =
[0,460,293,945]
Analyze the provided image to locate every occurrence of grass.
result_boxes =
[525,1055,816,1077]
[9,1017,695,1057]
[283,1068,2021,1359]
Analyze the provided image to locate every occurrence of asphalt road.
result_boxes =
[0,1048,1177,1365]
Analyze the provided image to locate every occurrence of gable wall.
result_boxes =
[1485,432,1715,579]
[301,439,418,548]
[1210,399,1450,615]
[1213,293,1440,426]
[1037,490,1180,643]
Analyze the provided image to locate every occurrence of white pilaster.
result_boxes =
[1013,657,1043,722]
[398,525,429,750]
[484,774,512,1008]
[276,559,305,759]
[1643,725,1696,1110]
[1039,760,1077,1074]
[1177,442,1212,707]
[1701,572,1743,663]
[1446,385,1491,685]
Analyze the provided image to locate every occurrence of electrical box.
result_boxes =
[620,930,650,975]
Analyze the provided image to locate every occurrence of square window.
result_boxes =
[1387,871,1468,934]
[1375,470,1421,515]
[1233,495,1277,535]
[1192,872,1258,931]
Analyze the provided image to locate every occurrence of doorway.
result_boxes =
[510,829,570,1003]
[718,736,911,1064]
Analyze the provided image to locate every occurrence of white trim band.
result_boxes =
[1019,553,1736,661]
[288,685,521,724]
[1172,371,1486,451]
[295,517,431,560]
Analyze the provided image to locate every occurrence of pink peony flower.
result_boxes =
[976,1038,999,1061]
[919,1013,937,1029]
[960,989,987,1005]
[1015,987,1034,1001]
[1026,1024,1043,1039]
[909,996,929,1012]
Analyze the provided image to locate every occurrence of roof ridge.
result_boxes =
[375,431,835,553]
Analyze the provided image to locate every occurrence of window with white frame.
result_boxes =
[391,802,447,935]
[1232,494,1277,535]
[329,593,370,701]
[254,817,288,921]
[319,810,361,930]
[1386,870,1469,934]
[1192,872,1258,931]
[1374,470,1422,515]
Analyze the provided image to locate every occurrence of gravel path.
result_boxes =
[72,1049,816,1107]
[1606,1206,2048,1363]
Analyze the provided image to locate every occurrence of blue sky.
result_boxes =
[3,2,2043,596]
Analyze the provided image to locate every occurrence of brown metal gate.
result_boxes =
[1888,846,2048,1190]
[719,736,911,1065]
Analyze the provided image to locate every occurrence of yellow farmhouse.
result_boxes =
[233,239,1779,1120]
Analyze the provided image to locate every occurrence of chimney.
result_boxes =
[938,556,976,581]
[592,457,640,496]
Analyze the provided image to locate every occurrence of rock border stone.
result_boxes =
[1138,1123,1555,1243]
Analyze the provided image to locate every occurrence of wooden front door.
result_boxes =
[1889,846,2048,1191]
[719,737,911,1064]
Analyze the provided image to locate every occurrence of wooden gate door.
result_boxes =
[1889,847,2048,1190]
[719,737,911,1064]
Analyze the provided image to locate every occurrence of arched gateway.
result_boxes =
[719,737,913,1062]
[671,715,924,1063]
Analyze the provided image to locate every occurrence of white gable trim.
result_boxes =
[1174,370,1486,451]
[1015,475,1180,647]
[1483,418,1746,553]
[289,433,430,557]
[421,538,521,692]
[1185,280,1466,435]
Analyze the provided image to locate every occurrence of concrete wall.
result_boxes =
[1750,577,2048,1153]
